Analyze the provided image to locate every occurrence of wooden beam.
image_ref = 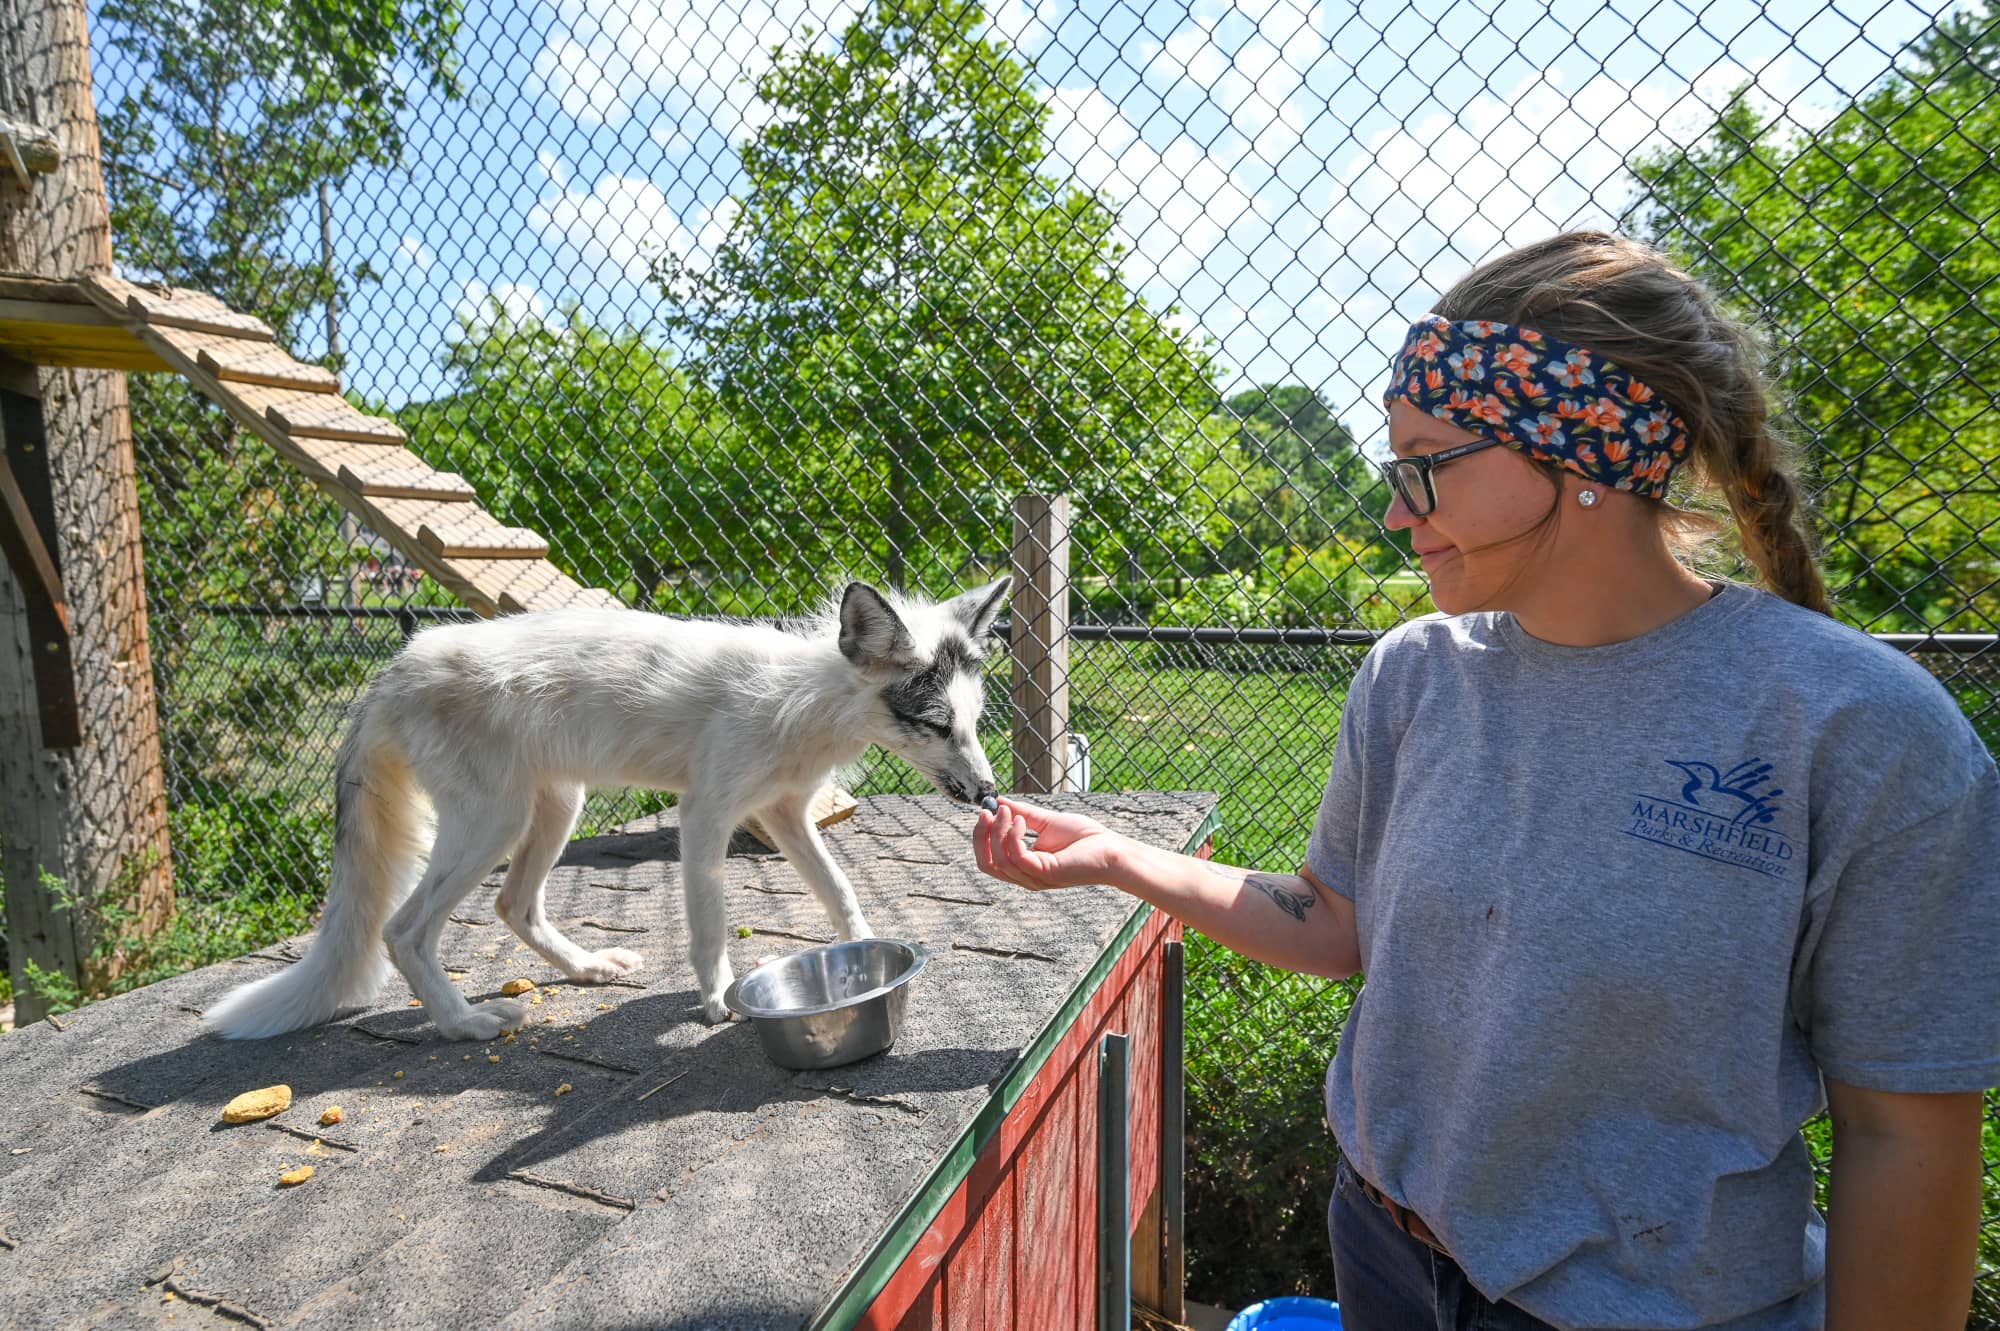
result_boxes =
[0,296,169,371]
[0,116,59,177]
[0,272,84,302]
[0,351,35,396]
[1011,493,1072,795]
[0,387,77,747]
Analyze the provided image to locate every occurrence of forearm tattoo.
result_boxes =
[1204,862,1316,921]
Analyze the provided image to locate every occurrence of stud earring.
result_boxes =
[1577,488,1599,508]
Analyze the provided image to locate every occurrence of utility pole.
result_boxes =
[318,179,340,369]
[0,0,174,1018]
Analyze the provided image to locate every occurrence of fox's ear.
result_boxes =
[838,582,919,671]
[945,575,1012,644]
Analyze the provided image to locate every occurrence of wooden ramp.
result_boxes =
[0,271,620,617]
[0,270,859,836]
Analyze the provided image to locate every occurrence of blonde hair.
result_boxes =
[1433,230,1832,615]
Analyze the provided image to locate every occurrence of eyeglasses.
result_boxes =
[1379,436,1510,517]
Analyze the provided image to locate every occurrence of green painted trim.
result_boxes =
[810,798,1221,1330]
[1182,803,1224,858]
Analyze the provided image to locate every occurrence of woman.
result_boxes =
[972,231,1998,1330]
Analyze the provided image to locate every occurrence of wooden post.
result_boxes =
[1010,493,1070,795]
[0,0,174,1018]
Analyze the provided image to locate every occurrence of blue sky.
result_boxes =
[89,0,1953,454]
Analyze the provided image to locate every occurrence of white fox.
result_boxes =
[203,578,1010,1041]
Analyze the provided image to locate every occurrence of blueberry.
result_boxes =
[980,795,999,813]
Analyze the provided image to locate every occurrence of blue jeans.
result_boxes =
[1328,1156,1559,1331]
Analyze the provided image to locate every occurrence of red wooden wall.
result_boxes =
[858,900,1188,1331]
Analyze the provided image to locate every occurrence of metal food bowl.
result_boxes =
[722,938,930,1070]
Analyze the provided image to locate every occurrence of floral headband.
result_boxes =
[1381,314,1694,498]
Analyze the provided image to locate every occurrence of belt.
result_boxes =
[1355,1171,1448,1254]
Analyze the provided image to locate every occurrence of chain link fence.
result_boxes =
[17,0,1997,1315]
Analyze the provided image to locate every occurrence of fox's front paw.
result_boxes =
[698,993,737,1025]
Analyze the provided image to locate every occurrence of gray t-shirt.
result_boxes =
[1304,582,2000,1330]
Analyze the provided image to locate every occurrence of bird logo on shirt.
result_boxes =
[1665,759,1784,827]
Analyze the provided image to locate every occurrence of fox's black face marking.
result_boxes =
[880,635,981,738]
[879,632,994,804]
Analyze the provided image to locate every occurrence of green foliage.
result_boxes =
[1148,544,1434,667]
[403,305,775,610]
[1624,0,2000,632]
[1184,935,1356,1305]
[658,0,1225,591]
[15,790,322,1016]
[1211,386,1388,564]
[132,382,364,691]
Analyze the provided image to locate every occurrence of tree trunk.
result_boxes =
[0,0,174,1020]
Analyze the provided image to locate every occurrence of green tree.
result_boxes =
[1624,1,2000,632]
[402,302,786,612]
[1219,385,1384,562]
[99,0,462,342]
[657,0,1222,592]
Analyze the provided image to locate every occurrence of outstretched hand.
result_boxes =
[973,796,1128,891]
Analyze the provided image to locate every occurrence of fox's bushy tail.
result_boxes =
[203,695,429,1039]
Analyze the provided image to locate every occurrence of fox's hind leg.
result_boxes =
[494,783,643,983]
[747,795,873,942]
[386,792,533,1041]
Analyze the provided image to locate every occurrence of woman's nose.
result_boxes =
[1383,488,1418,531]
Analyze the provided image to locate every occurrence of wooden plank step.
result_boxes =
[194,338,338,393]
[335,462,475,502]
[418,520,549,559]
[232,383,404,445]
[494,576,624,616]
[287,438,426,474]
[448,558,586,614]
[85,274,276,342]
[271,437,404,482]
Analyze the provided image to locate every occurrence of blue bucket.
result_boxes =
[1225,1295,1343,1331]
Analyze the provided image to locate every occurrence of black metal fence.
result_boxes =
[21,0,2000,1315]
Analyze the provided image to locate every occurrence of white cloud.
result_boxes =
[531,0,869,141]
[454,280,548,329]
[985,0,1063,54]
[528,161,696,286]
[1041,87,1258,286]
[396,236,434,274]
[533,35,627,127]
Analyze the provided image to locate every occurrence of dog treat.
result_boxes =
[980,795,999,813]
[221,1085,292,1123]
[318,1105,343,1126]
[501,977,537,996]
[279,1165,314,1186]
[555,1083,573,1097]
